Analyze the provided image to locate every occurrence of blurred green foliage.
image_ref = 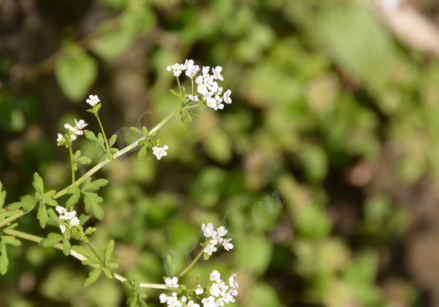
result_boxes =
[0,0,437,306]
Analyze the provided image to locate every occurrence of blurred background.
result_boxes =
[2,0,439,306]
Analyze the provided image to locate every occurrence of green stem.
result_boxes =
[1,104,188,228]
[176,76,183,98]
[69,147,75,184]
[95,114,111,153]
[2,229,168,289]
[179,247,205,277]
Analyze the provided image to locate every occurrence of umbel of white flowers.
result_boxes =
[57,118,88,143]
[56,206,80,233]
[160,270,238,307]
[167,59,232,111]
[201,223,233,256]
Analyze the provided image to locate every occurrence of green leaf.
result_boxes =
[204,253,210,261]
[37,204,48,228]
[106,262,119,270]
[84,268,102,286]
[102,267,114,279]
[1,235,21,247]
[76,155,91,165]
[32,173,44,194]
[40,233,64,247]
[130,127,143,135]
[109,134,117,147]
[170,89,181,98]
[72,245,100,265]
[84,179,109,191]
[122,281,135,294]
[84,130,98,142]
[85,227,97,235]
[55,46,98,102]
[0,243,8,275]
[130,293,138,307]
[83,192,104,220]
[104,240,114,264]
[9,195,37,211]
[0,182,6,209]
[66,186,81,208]
[62,239,71,256]
[138,145,147,160]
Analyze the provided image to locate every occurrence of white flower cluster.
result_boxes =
[166,60,232,111]
[86,95,100,106]
[203,271,238,307]
[160,293,200,307]
[58,119,88,142]
[56,206,80,233]
[152,145,169,160]
[202,224,233,256]
[159,271,238,307]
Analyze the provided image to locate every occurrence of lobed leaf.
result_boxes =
[37,204,48,228]
[83,192,104,220]
[84,268,102,286]
[40,233,64,247]
[32,173,44,194]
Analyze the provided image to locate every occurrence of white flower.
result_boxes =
[188,94,199,101]
[229,289,238,296]
[60,225,66,234]
[202,223,216,238]
[187,301,200,307]
[56,206,66,214]
[223,292,235,303]
[198,84,208,95]
[210,270,221,282]
[196,284,204,295]
[209,283,221,297]
[201,296,216,307]
[70,135,77,141]
[205,244,217,256]
[202,66,210,75]
[57,134,65,142]
[159,294,168,303]
[195,75,203,85]
[229,274,238,289]
[223,90,232,104]
[206,97,218,109]
[181,296,187,303]
[70,217,80,227]
[167,293,180,306]
[222,238,233,251]
[152,145,169,160]
[86,95,100,106]
[165,276,179,288]
[75,119,88,129]
[217,226,227,237]
[185,59,200,78]
[212,66,224,81]
[167,63,186,77]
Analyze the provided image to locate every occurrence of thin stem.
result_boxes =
[176,76,183,98]
[3,229,169,289]
[95,114,111,153]
[69,147,75,184]
[0,210,26,228]
[179,247,205,277]
[1,104,188,227]
[191,77,194,96]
